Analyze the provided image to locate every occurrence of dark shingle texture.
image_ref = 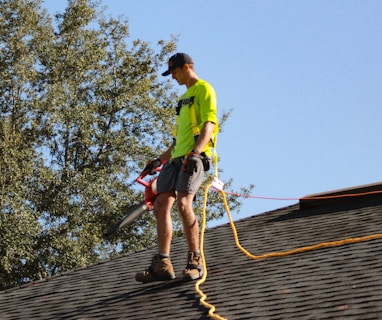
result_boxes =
[1,188,382,319]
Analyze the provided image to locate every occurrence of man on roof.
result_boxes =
[135,52,218,283]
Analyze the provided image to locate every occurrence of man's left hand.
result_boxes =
[183,150,201,174]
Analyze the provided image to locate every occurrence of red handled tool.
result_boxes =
[104,167,160,237]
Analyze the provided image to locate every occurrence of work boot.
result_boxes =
[135,254,176,283]
[182,252,204,281]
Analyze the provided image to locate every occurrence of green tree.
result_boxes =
[0,0,251,290]
[0,0,52,289]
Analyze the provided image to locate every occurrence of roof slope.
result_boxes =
[1,184,382,320]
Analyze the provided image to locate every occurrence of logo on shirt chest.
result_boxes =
[176,96,195,115]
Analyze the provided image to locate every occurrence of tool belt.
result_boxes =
[200,153,211,172]
[171,152,210,172]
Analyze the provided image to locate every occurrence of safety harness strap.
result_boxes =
[173,97,219,177]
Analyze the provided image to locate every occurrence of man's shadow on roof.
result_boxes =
[55,279,210,320]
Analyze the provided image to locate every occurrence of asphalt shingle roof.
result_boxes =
[1,183,382,319]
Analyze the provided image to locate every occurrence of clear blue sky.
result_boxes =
[44,0,382,225]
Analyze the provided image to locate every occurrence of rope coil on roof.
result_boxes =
[195,184,382,320]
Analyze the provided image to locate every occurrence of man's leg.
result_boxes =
[175,155,205,281]
[135,190,176,283]
[177,192,204,281]
[154,191,176,255]
[177,192,199,252]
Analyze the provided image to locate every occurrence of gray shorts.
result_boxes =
[156,157,205,195]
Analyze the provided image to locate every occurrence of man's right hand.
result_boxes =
[143,158,162,174]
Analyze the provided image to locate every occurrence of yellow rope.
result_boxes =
[195,183,382,320]
[195,183,227,320]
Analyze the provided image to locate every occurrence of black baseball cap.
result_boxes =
[161,53,194,76]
